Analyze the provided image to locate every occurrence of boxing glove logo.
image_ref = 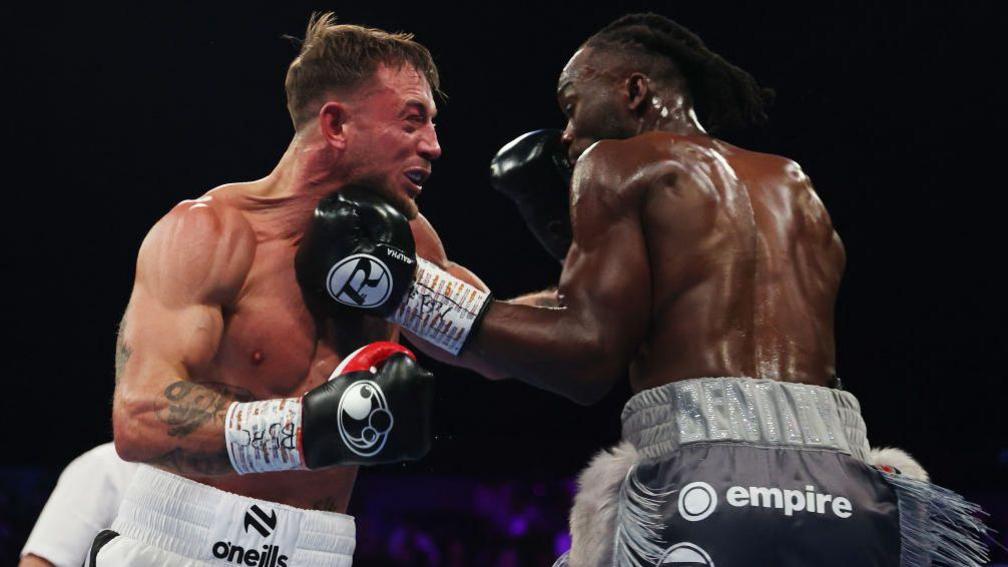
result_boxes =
[326,254,393,308]
[337,380,394,457]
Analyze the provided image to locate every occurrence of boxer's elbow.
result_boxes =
[113,413,147,463]
[113,423,147,463]
[112,395,161,463]
[556,333,625,406]
[551,303,643,405]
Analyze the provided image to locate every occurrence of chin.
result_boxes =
[398,197,419,220]
[359,181,418,220]
[386,187,419,220]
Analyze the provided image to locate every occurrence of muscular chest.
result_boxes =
[216,243,338,397]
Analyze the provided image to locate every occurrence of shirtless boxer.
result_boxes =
[89,13,485,566]
[314,13,990,567]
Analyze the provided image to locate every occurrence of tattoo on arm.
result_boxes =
[157,381,254,437]
[152,381,254,475]
[150,448,235,476]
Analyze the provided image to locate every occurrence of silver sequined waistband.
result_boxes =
[621,377,870,462]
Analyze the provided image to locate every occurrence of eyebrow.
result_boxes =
[402,99,437,119]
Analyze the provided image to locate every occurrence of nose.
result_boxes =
[561,121,574,146]
[418,126,442,161]
[561,123,578,161]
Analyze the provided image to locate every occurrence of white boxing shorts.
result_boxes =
[84,465,356,566]
[21,442,137,567]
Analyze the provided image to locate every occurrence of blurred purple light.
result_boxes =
[554,531,572,556]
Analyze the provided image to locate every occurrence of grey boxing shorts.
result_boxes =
[554,378,989,567]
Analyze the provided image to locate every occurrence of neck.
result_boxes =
[261,129,348,198]
[236,128,348,239]
[638,93,707,137]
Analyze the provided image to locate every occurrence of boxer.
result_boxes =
[312,13,990,566]
[90,13,486,566]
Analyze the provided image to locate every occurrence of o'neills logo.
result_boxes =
[211,505,289,566]
[211,541,288,567]
[244,505,277,537]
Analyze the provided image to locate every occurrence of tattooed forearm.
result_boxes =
[146,382,253,475]
[157,381,254,437]
[150,448,234,476]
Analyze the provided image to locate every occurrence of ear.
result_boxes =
[318,101,349,152]
[625,73,650,113]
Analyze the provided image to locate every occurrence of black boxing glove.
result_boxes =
[295,187,417,318]
[490,129,573,262]
[296,187,492,355]
[301,342,434,467]
[224,342,434,472]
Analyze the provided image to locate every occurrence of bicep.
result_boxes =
[121,287,224,382]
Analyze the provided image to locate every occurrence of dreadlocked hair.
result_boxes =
[585,13,774,131]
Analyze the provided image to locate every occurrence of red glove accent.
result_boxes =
[299,342,416,458]
[330,341,416,379]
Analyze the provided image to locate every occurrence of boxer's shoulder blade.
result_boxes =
[139,197,255,306]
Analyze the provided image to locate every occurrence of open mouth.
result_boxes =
[404,169,429,197]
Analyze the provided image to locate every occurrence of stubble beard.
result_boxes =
[347,171,418,220]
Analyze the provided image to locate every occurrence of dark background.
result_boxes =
[4,0,1006,563]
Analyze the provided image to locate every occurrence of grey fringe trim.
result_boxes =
[882,471,990,566]
[552,551,570,567]
[613,465,675,567]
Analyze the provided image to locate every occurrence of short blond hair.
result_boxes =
[284,12,441,128]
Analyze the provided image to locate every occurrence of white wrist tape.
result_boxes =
[391,257,491,355]
[225,398,305,474]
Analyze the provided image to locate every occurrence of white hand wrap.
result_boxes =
[225,398,305,475]
[391,257,491,355]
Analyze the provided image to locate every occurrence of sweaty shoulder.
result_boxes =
[137,194,256,306]
[572,135,671,216]
[736,148,834,217]
[579,133,735,194]
[725,145,844,257]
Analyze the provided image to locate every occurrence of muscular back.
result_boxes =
[569,132,844,392]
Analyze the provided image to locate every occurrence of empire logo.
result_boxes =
[211,505,289,566]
